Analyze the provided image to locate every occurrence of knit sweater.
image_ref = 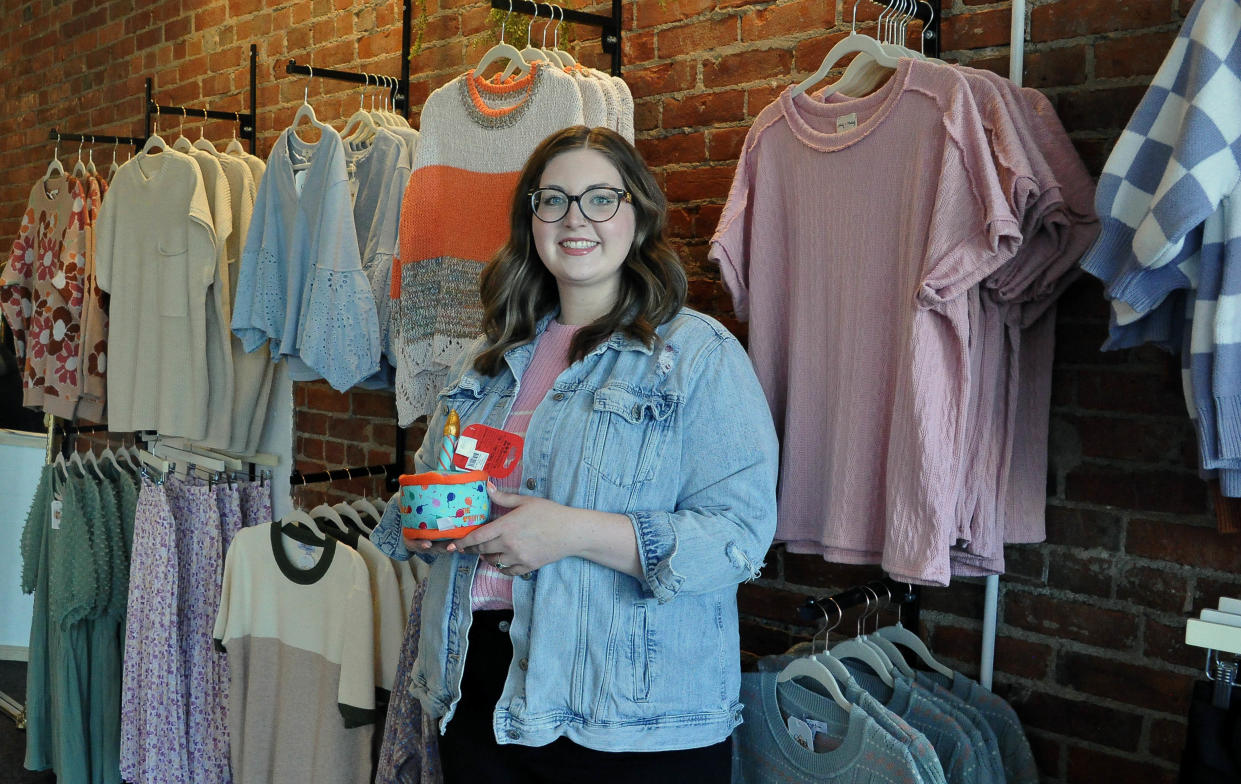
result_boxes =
[0,175,88,418]
[76,174,108,422]
[392,60,584,426]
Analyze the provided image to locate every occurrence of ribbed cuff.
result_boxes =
[1217,395,1241,460]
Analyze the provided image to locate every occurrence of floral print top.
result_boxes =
[0,175,90,418]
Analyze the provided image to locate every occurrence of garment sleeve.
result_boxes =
[0,204,38,361]
[230,171,280,353]
[709,139,757,321]
[627,335,779,603]
[918,84,1023,309]
[212,526,244,651]
[297,178,381,390]
[337,554,378,727]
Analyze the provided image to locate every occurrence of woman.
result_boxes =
[372,126,778,783]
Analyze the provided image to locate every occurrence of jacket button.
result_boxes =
[526,478,536,490]
[519,657,529,671]
[552,392,565,401]
[507,730,520,740]
[498,620,510,633]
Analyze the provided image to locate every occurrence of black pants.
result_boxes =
[439,610,733,784]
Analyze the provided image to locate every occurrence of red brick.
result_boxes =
[1044,504,1123,550]
[304,383,351,414]
[662,89,745,129]
[1005,591,1139,648]
[741,0,832,42]
[1024,44,1087,89]
[352,390,396,419]
[634,98,660,132]
[1148,717,1187,766]
[323,439,346,466]
[745,83,785,116]
[1055,84,1148,134]
[1128,518,1241,570]
[1031,0,1174,43]
[1069,413,1190,463]
[942,7,1013,51]
[636,131,707,168]
[1019,692,1143,750]
[636,0,716,28]
[1095,29,1179,79]
[1144,618,1205,670]
[656,16,738,60]
[622,30,655,65]
[703,48,792,88]
[738,583,820,626]
[300,436,326,461]
[625,60,698,100]
[664,164,736,202]
[1065,466,1207,514]
[666,206,694,238]
[707,125,747,161]
[1074,368,1184,416]
[1046,550,1113,597]
[1066,745,1178,783]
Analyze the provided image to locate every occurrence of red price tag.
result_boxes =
[452,424,523,478]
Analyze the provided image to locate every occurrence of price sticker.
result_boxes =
[452,424,523,478]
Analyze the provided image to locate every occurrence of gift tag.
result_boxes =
[452,424,523,478]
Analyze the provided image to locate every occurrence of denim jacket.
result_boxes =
[372,308,778,752]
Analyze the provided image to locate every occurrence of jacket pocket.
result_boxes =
[157,240,189,317]
[631,603,651,703]
[584,386,678,487]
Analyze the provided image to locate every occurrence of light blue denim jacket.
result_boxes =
[371,307,778,752]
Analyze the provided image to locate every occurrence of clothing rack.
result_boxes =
[144,43,258,154]
[47,128,146,150]
[797,578,921,634]
[290,427,407,492]
[284,0,414,116]
[490,0,623,76]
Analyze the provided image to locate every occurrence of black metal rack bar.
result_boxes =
[285,0,414,118]
[490,0,623,76]
[290,425,408,493]
[145,43,259,153]
[798,578,921,634]
[47,129,145,148]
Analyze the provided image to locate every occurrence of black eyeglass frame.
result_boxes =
[528,186,633,223]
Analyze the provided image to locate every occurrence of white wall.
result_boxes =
[0,429,47,657]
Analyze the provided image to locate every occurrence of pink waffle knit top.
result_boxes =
[711,59,1022,586]
[472,319,579,610]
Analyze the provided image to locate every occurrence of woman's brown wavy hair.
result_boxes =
[473,126,687,376]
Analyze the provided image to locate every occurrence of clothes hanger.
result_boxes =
[290,65,330,145]
[505,2,554,79]
[86,138,99,176]
[71,138,89,179]
[875,583,955,678]
[549,5,577,67]
[332,500,367,533]
[474,0,530,79]
[224,112,248,155]
[140,110,167,155]
[819,590,896,687]
[791,0,900,98]
[45,134,66,181]
[278,508,327,542]
[107,140,121,180]
[341,73,381,144]
[172,107,195,152]
[382,76,410,127]
[832,0,923,97]
[309,503,350,533]
[350,496,383,528]
[193,115,218,153]
[919,1,947,64]
[777,600,852,711]
[862,583,918,678]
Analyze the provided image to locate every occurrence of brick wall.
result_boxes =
[3,1,1236,781]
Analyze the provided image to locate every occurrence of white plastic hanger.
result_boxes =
[475,0,530,78]
[291,66,331,145]
[279,508,327,541]
[171,107,195,152]
[140,111,168,155]
[818,593,896,687]
[225,112,247,155]
[875,584,954,678]
[51,451,70,482]
[309,503,350,533]
[504,2,553,80]
[86,138,99,176]
[107,141,121,181]
[341,74,381,144]
[351,497,383,530]
[777,601,851,711]
[332,501,367,531]
[71,138,89,179]
[193,121,218,153]
[45,134,66,181]
[791,0,901,98]
[82,444,105,480]
[548,5,577,67]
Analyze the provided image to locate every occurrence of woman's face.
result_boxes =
[530,149,636,315]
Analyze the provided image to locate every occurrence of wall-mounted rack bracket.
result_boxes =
[145,43,258,154]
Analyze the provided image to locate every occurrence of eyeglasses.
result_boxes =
[529,186,632,223]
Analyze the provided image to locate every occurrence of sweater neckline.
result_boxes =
[758,671,870,777]
[778,57,911,152]
[460,61,545,129]
[278,126,337,201]
[270,520,337,585]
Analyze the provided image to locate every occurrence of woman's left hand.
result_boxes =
[456,483,579,576]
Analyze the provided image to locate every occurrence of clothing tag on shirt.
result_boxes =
[50,499,63,531]
[804,718,846,752]
[836,113,858,133]
[786,716,814,750]
[293,169,307,196]
[295,541,317,570]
